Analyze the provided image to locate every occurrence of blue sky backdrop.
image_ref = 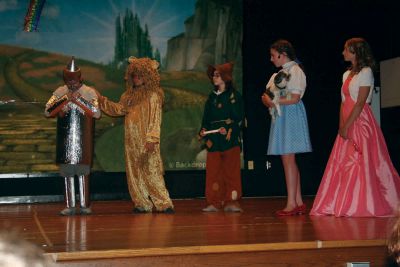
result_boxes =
[0,0,196,63]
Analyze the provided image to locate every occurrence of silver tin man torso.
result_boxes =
[45,84,100,165]
[56,104,94,165]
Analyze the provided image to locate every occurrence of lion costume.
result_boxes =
[99,57,173,213]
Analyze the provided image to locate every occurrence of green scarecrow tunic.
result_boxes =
[200,88,244,152]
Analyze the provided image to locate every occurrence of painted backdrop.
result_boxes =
[0,0,242,173]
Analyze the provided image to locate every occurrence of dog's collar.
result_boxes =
[275,84,286,90]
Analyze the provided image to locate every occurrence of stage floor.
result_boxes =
[0,197,396,265]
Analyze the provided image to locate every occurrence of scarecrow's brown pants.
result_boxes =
[205,146,242,208]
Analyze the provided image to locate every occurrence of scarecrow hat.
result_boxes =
[207,62,234,82]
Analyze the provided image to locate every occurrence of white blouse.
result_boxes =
[342,67,374,103]
[266,61,307,98]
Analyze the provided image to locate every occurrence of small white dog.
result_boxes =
[265,70,291,122]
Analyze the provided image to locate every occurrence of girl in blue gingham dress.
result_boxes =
[262,39,312,216]
[266,61,312,154]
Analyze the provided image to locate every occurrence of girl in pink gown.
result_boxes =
[310,37,400,217]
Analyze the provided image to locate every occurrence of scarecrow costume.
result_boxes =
[200,62,244,212]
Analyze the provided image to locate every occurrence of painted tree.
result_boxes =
[154,48,161,64]
[113,9,159,66]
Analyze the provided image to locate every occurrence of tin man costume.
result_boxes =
[98,57,174,213]
[45,57,101,216]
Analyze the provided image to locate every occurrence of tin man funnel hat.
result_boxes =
[63,56,81,81]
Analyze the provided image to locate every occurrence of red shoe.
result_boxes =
[275,207,298,216]
[296,204,306,214]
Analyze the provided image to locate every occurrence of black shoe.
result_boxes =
[133,207,150,214]
[162,207,175,214]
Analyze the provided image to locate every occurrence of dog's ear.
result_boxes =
[285,73,291,81]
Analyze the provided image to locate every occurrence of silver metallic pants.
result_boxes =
[64,175,90,208]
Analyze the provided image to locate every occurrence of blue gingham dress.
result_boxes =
[267,61,312,155]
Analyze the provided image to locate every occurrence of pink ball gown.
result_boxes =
[310,73,400,217]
